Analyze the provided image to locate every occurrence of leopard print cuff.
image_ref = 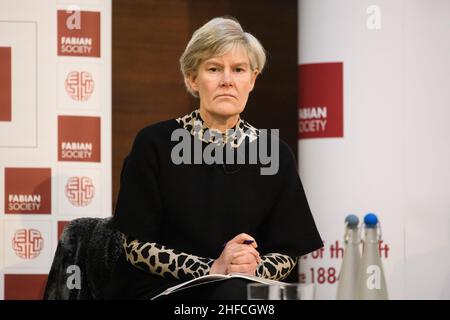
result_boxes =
[122,234,214,281]
[256,253,298,281]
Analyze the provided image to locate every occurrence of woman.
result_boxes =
[107,17,323,300]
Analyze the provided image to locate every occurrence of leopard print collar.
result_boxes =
[176,109,259,148]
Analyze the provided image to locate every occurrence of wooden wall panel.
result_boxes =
[113,0,191,209]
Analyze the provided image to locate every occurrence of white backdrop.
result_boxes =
[297,0,450,299]
[0,0,111,299]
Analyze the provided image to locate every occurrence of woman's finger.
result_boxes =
[229,233,258,248]
[227,263,258,275]
[231,254,256,265]
[232,245,260,260]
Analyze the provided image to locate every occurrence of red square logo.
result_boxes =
[4,274,48,300]
[5,168,52,214]
[57,10,101,57]
[58,115,101,162]
[298,62,343,139]
[0,47,12,121]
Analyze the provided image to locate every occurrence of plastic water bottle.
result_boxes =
[357,213,388,300]
[336,214,361,300]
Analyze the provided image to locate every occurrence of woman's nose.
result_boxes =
[220,70,233,87]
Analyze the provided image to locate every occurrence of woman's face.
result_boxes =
[188,45,258,120]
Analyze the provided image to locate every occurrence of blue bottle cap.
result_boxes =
[345,214,359,228]
[364,213,378,228]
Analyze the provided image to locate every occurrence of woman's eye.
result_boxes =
[208,67,218,72]
[234,68,245,73]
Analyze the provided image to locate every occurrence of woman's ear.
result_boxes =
[249,70,258,92]
[186,73,198,92]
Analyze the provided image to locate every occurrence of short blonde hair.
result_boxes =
[180,17,266,97]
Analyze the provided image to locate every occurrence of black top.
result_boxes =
[110,117,323,298]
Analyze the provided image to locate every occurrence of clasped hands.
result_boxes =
[210,233,260,276]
